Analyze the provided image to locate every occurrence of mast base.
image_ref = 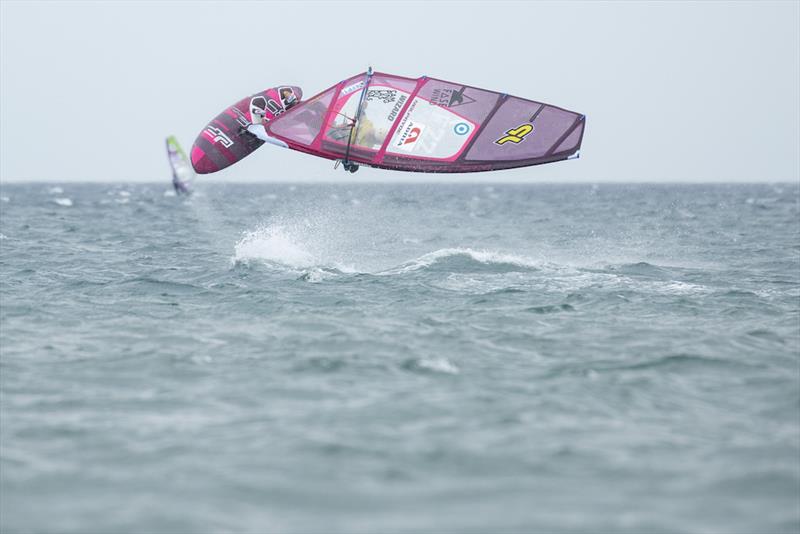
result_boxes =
[342,161,359,173]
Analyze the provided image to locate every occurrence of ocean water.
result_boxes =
[0,182,798,533]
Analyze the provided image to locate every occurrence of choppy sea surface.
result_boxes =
[1,182,798,533]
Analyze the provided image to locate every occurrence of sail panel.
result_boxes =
[464,99,583,162]
[383,95,477,160]
[415,78,500,129]
[552,120,585,156]
[266,86,337,147]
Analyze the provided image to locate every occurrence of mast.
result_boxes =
[342,66,373,172]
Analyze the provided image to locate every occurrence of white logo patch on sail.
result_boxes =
[341,81,365,96]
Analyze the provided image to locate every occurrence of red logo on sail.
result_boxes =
[395,122,426,152]
[403,127,421,145]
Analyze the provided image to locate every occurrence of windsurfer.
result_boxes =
[172,176,189,195]
[166,136,193,194]
[353,115,387,149]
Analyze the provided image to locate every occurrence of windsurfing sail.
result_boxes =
[165,135,194,193]
[264,70,585,173]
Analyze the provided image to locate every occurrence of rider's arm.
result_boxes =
[245,124,289,148]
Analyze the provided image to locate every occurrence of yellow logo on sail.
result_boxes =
[495,124,534,145]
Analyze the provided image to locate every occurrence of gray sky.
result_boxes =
[1,0,798,183]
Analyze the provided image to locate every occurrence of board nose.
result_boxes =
[190,145,215,174]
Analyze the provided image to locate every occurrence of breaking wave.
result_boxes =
[233,225,317,269]
[231,225,545,279]
[229,226,712,298]
[380,248,544,275]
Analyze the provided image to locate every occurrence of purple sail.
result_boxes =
[266,71,585,173]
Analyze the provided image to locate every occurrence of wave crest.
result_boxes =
[384,248,543,274]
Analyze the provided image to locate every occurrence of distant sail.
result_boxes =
[165,136,194,193]
[265,71,585,173]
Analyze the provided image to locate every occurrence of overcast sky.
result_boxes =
[1,1,798,183]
